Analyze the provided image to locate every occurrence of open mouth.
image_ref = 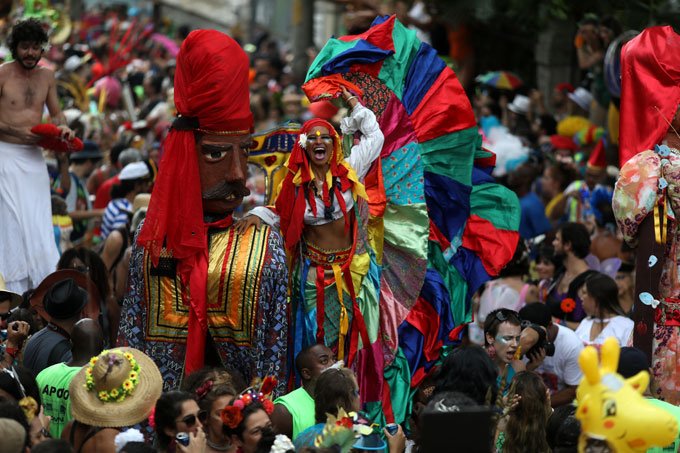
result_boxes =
[312,145,327,161]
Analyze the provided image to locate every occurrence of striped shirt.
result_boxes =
[101,198,132,239]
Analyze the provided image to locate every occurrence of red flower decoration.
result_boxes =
[221,405,243,429]
[262,399,274,415]
[636,321,648,336]
[560,298,576,314]
[31,123,84,153]
[264,155,277,166]
[195,380,214,400]
[336,417,353,429]
[148,407,156,429]
[260,376,278,395]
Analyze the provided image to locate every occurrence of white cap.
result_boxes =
[64,55,83,72]
[119,162,149,180]
[567,87,593,112]
[507,95,530,115]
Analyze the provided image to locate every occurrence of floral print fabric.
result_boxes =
[613,148,680,403]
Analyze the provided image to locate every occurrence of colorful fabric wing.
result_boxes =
[302,15,520,423]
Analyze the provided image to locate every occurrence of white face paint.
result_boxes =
[495,333,521,345]
[492,322,521,364]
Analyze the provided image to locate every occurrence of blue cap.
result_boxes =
[70,140,102,160]
[352,433,387,451]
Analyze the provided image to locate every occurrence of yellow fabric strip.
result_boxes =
[654,201,667,245]
[332,263,349,361]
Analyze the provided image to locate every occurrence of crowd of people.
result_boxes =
[0,2,679,453]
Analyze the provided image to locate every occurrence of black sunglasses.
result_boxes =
[494,310,520,325]
[178,410,208,427]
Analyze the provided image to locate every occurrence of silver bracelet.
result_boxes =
[345,95,358,104]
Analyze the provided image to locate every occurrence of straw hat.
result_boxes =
[0,273,22,309]
[69,347,162,428]
[0,418,26,452]
[132,193,151,213]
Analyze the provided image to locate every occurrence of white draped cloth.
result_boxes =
[0,141,59,292]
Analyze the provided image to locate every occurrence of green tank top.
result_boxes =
[36,363,81,438]
[274,387,315,440]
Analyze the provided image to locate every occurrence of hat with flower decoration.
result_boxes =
[314,408,380,453]
[69,347,162,427]
[220,375,278,429]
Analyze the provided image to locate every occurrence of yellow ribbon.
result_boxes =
[332,263,349,361]
[654,201,667,245]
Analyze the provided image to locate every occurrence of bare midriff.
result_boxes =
[303,216,352,251]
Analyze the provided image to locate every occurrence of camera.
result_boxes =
[521,321,555,357]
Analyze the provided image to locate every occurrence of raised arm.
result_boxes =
[341,93,384,180]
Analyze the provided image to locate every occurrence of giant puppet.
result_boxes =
[117,30,288,391]
[613,26,680,404]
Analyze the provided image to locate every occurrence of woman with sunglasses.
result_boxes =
[484,308,526,396]
[155,390,207,453]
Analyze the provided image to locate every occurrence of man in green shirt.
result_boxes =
[271,344,335,440]
[36,318,103,438]
[617,347,680,453]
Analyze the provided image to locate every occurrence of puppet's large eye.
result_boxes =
[603,399,616,418]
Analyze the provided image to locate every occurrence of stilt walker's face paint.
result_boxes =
[305,126,334,170]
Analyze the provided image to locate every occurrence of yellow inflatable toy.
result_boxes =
[575,337,678,452]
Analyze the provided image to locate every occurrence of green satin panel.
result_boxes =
[300,251,381,344]
[419,126,479,186]
[428,241,471,326]
[364,347,413,426]
[383,203,428,260]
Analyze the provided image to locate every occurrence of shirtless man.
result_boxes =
[0,18,75,293]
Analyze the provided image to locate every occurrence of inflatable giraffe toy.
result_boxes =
[575,337,678,452]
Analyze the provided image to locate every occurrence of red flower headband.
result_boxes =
[221,376,277,429]
[195,379,214,400]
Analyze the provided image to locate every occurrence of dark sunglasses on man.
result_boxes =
[0,306,17,322]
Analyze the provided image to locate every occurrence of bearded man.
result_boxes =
[117,30,289,391]
[0,18,75,292]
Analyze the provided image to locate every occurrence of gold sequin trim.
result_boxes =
[195,128,251,136]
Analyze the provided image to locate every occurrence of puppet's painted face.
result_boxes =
[196,133,252,215]
[305,126,334,169]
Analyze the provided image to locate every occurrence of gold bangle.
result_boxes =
[345,96,358,103]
